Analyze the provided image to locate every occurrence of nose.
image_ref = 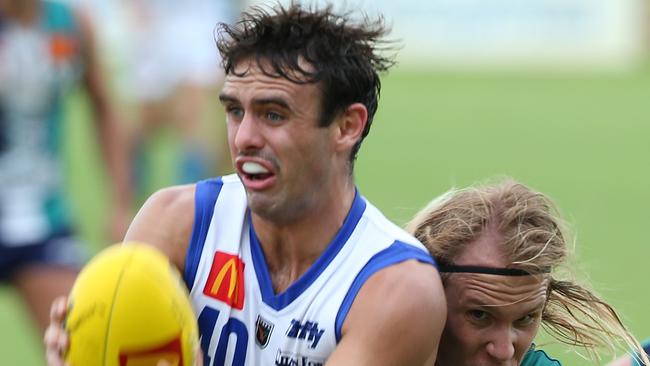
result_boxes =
[485,328,516,363]
[232,113,264,152]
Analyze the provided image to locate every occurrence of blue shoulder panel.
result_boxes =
[334,241,436,341]
[183,178,223,289]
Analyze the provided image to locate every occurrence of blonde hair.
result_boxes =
[407,178,648,364]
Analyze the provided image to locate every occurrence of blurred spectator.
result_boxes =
[0,0,131,332]
[121,0,237,197]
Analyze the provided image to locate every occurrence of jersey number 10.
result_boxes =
[198,305,248,366]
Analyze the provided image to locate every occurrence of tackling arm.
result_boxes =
[326,260,446,366]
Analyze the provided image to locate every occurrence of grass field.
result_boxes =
[1,65,649,365]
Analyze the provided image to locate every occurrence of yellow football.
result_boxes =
[64,243,199,366]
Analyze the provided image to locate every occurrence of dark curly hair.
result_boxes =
[216,2,396,164]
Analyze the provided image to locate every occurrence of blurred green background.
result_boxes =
[1,64,648,364]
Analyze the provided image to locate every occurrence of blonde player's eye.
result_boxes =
[467,309,489,322]
[516,313,538,327]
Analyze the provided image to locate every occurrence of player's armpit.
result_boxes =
[124,184,196,272]
[326,260,446,366]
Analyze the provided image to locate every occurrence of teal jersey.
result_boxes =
[0,0,82,243]
[521,345,562,366]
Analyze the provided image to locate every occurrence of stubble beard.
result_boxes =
[246,189,312,226]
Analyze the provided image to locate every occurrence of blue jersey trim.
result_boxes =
[183,178,223,289]
[249,190,367,311]
[334,241,436,341]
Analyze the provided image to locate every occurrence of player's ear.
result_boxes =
[333,103,367,152]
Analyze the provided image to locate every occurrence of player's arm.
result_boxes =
[45,185,196,366]
[325,260,446,366]
[76,7,132,242]
[124,184,196,272]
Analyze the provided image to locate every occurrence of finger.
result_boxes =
[43,323,68,348]
[44,328,68,361]
[44,320,69,366]
[194,340,203,366]
[43,323,56,347]
[50,296,68,323]
[45,344,64,366]
[57,332,69,352]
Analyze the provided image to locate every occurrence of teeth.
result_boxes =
[242,162,269,174]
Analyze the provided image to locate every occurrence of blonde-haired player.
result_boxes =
[407,179,649,366]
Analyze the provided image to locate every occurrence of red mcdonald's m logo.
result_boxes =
[203,252,245,310]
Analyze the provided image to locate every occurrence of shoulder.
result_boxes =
[353,259,445,324]
[330,259,445,364]
[124,177,237,272]
[356,259,445,321]
[124,184,197,271]
[139,184,197,220]
[521,345,562,366]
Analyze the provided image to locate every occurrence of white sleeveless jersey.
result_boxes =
[183,175,436,366]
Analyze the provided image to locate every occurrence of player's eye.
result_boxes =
[226,106,244,119]
[265,111,284,122]
[467,309,489,323]
[515,313,538,327]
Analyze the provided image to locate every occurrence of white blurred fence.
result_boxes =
[246,0,648,71]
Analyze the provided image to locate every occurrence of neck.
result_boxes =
[252,179,356,293]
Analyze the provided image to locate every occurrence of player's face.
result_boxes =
[220,59,339,223]
[436,233,549,366]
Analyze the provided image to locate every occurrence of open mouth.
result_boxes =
[238,161,276,189]
[246,173,272,181]
[245,172,273,181]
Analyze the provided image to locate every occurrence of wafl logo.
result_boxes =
[203,252,245,310]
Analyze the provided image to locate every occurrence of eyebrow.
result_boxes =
[218,94,291,110]
[218,93,237,104]
[462,295,546,313]
[253,97,291,110]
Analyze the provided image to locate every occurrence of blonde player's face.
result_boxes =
[220,58,338,223]
[436,233,549,366]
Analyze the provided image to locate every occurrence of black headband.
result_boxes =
[437,263,550,276]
